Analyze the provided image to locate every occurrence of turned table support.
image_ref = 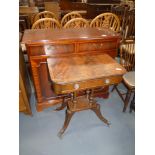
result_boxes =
[58,89,110,138]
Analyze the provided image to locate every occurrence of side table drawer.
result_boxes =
[53,76,122,94]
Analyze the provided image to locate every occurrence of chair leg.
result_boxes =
[115,85,125,102]
[123,89,132,112]
[111,85,116,92]
[130,94,135,113]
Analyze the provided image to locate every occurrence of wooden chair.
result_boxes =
[90,12,120,33]
[122,9,135,42]
[111,5,130,33]
[33,11,58,23]
[112,40,135,112]
[63,18,89,28]
[61,11,82,27]
[31,18,61,29]
[129,94,135,113]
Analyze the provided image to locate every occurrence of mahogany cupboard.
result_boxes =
[21,28,121,112]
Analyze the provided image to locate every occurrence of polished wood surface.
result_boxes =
[47,54,126,84]
[47,54,126,95]
[22,27,120,44]
[22,27,121,111]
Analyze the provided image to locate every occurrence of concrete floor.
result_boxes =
[19,85,135,155]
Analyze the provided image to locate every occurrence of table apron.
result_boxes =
[53,75,122,94]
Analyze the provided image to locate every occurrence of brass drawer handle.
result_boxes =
[47,46,52,50]
[105,79,110,84]
[44,45,54,52]
[74,83,80,90]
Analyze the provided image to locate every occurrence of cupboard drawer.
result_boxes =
[79,41,117,52]
[44,44,74,55]
[29,44,74,56]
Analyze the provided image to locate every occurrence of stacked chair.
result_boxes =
[61,11,82,27]
[90,12,120,33]
[31,11,61,29]
[63,18,89,28]
[33,11,58,23]
[122,9,135,42]
[32,18,61,29]
[111,4,130,34]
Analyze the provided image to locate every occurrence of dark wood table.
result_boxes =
[21,28,121,112]
[47,54,126,137]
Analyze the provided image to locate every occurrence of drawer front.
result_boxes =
[79,41,117,52]
[29,44,74,56]
[53,76,122,94]
[29,46,45,56]
[44,44,74,55]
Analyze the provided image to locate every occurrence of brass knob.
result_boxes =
[105,79,110,84]
[47,45,52,50]
[74,83,80,90]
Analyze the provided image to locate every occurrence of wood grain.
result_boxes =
[47,54,126,84]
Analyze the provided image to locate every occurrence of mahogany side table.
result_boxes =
[47,54,126,137]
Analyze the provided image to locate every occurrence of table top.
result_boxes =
[47,54,126,84]
[22,28,120,44]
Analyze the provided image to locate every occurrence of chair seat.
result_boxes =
[123,71,135,88]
